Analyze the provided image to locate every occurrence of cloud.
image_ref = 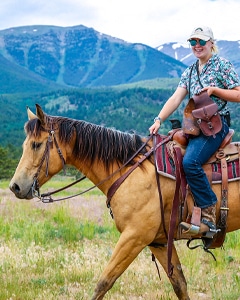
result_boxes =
[0,0,240,47]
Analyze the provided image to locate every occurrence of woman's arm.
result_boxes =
[203,86,240,103]
[149,86,187,134]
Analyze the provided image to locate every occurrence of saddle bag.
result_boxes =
[192,102,222,137]
[182,98,200,136]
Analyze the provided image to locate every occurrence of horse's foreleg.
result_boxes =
[91,232,147,300]
[149,244,190,300]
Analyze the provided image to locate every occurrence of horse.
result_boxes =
[9,104,240,300]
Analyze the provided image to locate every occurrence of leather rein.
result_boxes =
[31,127,174,204]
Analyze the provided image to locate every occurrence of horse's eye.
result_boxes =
[32,141,42,151]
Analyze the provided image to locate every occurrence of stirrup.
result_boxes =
[201,219,221,239]
[180,220,220,238]
[179,222,200,235]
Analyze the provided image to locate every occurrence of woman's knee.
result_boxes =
[182,156,199,175]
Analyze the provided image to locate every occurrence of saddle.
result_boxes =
[155,127,240,249]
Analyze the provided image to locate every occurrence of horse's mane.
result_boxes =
[25,116,147,170]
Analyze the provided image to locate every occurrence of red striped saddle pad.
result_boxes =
[155,134,240,183]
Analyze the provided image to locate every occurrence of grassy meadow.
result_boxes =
[0,177,240,300]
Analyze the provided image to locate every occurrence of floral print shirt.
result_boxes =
[178,54,240,115]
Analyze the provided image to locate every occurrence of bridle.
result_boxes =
[32,121,66,199]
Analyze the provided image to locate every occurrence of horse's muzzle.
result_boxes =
[9,181,37,200]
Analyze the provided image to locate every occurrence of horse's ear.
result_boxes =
[27,106,37,120]
[35,104,46,125]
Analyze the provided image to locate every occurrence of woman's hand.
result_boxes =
[149,120,161,135]
[201,86,215,96]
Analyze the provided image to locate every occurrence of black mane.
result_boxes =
[25,116,147,170]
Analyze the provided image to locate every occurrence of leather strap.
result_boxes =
[167,146,182,277]
[191,207,201,227]
[210,155,229,248]
[106,133,174,207]
[153,135,168,240]
[106,152,152,206]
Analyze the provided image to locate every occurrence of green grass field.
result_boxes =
[0,178,240,299]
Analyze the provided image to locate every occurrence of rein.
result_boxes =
[33,129,156,203]
[106,132,175,206]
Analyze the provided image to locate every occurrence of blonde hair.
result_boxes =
[211,40,218,53]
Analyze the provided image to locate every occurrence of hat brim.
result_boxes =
[188,33,211,41]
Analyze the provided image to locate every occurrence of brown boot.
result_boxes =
[180,204,218,237]
[199,204,216,233]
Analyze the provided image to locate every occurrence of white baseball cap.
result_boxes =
[188,26,214,41]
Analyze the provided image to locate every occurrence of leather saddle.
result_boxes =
[156,127,240,249]
[174,128,240,248]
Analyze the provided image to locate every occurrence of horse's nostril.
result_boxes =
[10,183,20,194]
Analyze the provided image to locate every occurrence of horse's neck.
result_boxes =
[71,159,122,195]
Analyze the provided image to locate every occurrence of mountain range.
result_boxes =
[0,25,186,91]
[1,24,240,92]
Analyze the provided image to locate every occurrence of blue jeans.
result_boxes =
[182,118,229,208]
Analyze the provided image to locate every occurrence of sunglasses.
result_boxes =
[189,39,208,46]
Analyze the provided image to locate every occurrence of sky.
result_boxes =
[1,0,240,47]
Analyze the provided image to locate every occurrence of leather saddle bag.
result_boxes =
[182,98,200,136]
[192,102,222,137]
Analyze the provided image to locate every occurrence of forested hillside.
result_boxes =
[1,86,175,179]
[0,87,175,146]
[2,85,240,179]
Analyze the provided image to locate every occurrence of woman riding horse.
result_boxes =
[149,25,240,237]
